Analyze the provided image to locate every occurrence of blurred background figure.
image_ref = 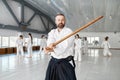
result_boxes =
[74,34,82,62]
[39,35,47,54]
[26,33,33,58]
[101,36,112,57]
[93,40,99,46]
[16,35,24,57]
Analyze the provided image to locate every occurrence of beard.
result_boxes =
[57,23,65,29]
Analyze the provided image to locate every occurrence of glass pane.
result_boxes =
[87,37,91,44]
[0,36,1,47]
[10,37,17,47]
[37,39,41,45]
[94,37,100,46]
[2,37,9,47]
[91,37,95,45]
[33,38,38,46]
[95,37,99,41]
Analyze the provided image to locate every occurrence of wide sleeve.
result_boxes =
[47,30,56,46]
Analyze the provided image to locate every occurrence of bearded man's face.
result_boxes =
[55,15,65,29]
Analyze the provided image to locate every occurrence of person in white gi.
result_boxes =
[83,37,88,55]
[39,35,47,54]
[16,35,24,56]
[101,36,112,57]
[26,33,33,58]
[74,34,82,61]
[44,14,76,80]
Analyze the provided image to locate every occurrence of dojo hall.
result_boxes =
[0,0,120,80]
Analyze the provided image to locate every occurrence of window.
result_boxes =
[10,36,17,47]
[95,37,99,42]
[87,37,91,44]
[37,39,41,45]
[93,37,99,46]
[0,36,1,47]
[87,37,100,47]
[33,38,38,46]
[2,37,9,47]
[91,37,95,45]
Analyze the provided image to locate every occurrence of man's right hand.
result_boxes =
[44,43,56,54]
[44,47,53,54]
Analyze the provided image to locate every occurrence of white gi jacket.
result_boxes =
[74,39,82,49]
[101,41,111,49]
[74,38,82,61]
[101,41,112,56]
[16,38,24,56]
[26,37,32,55]
[47,27,74,59]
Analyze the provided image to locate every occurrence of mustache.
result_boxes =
[59,23,63,25]
[58,23,64,26]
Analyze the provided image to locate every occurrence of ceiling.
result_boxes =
[24,0,120,32]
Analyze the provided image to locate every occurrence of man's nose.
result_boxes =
[59,21,62,23]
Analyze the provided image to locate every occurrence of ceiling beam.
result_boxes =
[39,15,49,31]
[2,0,20,25]
[21,0,25,23]
[0,24,48,34]
[27,12,36,24]
[13,0,56,29]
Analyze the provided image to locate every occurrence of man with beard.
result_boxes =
[44,14,76,80]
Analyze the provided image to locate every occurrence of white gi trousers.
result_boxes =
[17,46,24,56]
[74,47,82,61]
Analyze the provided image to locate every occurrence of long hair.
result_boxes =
[28,33,33,44]
[76,34,80,38]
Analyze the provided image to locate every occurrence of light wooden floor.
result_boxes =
[0,49,120,80]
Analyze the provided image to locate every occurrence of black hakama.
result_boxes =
[45,56,77,80]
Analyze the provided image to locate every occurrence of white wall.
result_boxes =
[79,32,120,48]
[0,29,18,36]
[0,29,46,38]
[0,28,120,48]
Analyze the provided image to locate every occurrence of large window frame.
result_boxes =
[9,36,17,47]
[87,37,100,47]
[0,36,45,48]
[2,36,9,48]
[0,36,1,48]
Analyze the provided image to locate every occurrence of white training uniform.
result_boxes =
[27,37,32,56]
[47,27,74,59]
[83,40,88,54]
[101,41,112,56]
[39,38,47,54]
[74,38,82,61]
[16,38,24,56]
